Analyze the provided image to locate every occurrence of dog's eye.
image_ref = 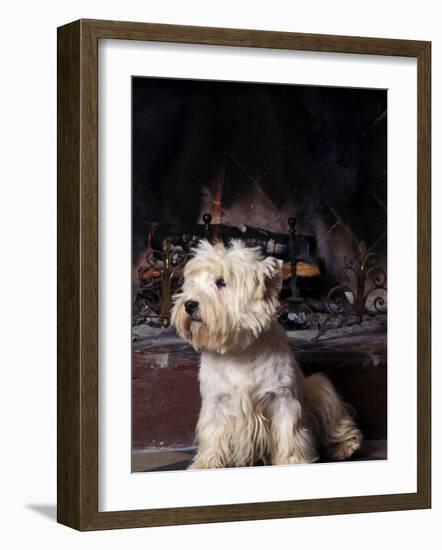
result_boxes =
[215,277,226,288]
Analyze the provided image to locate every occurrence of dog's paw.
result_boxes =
[187,456,223,470]
[329,436,362,460]
[276,452,319,465]
[187,462,202,470]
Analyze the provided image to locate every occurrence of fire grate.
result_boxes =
[133,215,387,340]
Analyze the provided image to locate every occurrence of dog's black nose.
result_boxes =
[184,300,199,315]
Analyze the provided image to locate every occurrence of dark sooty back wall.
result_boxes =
[132,77,387,279]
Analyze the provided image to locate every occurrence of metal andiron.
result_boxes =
[277,217,316,330]
[134,239,190,328]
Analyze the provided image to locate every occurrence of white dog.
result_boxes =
[171,240,362,469]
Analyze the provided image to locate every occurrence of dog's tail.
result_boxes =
[303,373,363,460]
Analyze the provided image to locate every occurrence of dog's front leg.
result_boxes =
[189,398,232,469]
[269,390,318,464]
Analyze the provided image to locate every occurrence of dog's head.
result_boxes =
[171,240,282,354]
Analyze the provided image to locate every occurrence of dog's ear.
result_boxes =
[261,256,283,298]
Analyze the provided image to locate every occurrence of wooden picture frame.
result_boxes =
[57,18,431,530]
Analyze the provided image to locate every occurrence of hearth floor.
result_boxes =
[132,317,387,473]
[132,439,387,472]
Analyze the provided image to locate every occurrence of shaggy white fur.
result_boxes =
[171,240,362,469]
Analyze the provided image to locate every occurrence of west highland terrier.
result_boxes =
[171,240,362,469]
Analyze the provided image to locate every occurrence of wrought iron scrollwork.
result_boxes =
[134,239,191,328]
[324,243,387,321]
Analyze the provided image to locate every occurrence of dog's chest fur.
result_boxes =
[200,320,300,385]
[197,322,304,464]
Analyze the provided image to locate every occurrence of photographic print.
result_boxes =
[131,77,387,473]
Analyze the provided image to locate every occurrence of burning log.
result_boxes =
[282,261,320,279]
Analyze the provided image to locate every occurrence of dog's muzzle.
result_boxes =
[184,300,199,316]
